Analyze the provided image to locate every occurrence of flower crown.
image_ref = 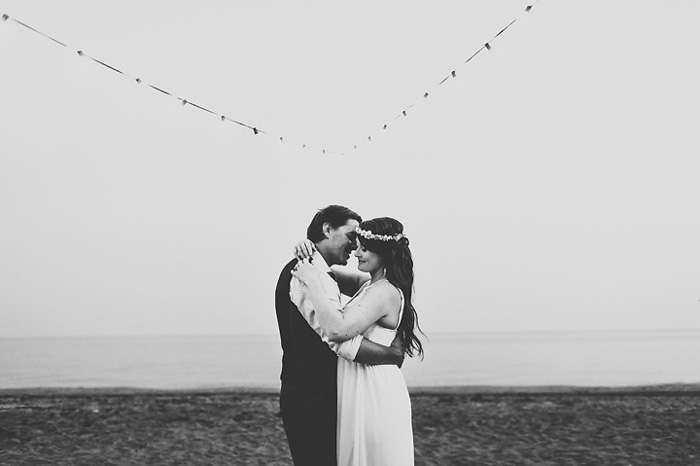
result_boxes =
[356,226,405,242]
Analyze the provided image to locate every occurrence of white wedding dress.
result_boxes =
[337,280,414,465]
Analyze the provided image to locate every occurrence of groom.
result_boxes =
[275,205,403,465]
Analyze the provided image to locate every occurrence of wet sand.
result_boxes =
[1,385,699,465]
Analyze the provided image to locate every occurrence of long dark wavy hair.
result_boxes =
[358,217,424,359]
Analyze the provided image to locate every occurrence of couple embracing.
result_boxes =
[274,205,423,466]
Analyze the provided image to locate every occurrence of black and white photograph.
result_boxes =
[2,1,699,464]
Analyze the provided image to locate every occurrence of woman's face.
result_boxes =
[354,242,384,274]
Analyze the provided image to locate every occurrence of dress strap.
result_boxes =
[394,287,405,330]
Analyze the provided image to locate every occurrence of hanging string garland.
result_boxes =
[357,8,536,153]
[0,13,279,146]
[2,3,539,155]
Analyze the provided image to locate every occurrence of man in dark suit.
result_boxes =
[275,205,403,465]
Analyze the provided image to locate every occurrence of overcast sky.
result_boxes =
[1,0,699,338]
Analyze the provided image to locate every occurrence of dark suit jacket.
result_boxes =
[275,259,338,465]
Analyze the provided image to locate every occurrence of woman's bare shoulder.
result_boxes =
[365,280,401,304]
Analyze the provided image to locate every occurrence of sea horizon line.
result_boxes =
[3,327,700,340]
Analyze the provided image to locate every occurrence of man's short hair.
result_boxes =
[306,205,362,243]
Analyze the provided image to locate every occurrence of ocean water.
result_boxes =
[1,330,699,390]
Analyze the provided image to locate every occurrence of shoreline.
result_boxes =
[2,383,700,397]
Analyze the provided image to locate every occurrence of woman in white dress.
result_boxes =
[293,217,424,466]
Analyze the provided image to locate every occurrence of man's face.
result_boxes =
[323,219,359,266]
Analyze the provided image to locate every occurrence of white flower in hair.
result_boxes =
[356,227,404,242]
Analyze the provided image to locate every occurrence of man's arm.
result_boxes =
[290,261,366,363]
[290,257,403,366]
[354,334,404,367]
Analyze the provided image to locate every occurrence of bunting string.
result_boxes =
[2,3,539,155]
[352,4,537,153]
[1,13,276,144]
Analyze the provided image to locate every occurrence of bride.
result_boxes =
[293,216,424,466]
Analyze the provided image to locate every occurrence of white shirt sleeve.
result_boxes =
[290,270,362,362]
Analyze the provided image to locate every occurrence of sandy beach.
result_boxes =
[1,385,699,465]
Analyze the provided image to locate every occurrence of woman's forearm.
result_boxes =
[331,266,369,297]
